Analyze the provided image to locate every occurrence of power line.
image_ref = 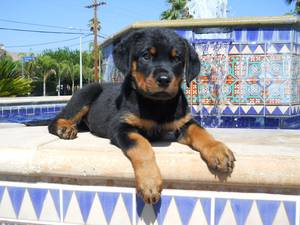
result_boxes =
[5,34,92,48]
[65,39,93,48]
[0,27,108,38]
[0,18,90,32]
[0,27,87,35]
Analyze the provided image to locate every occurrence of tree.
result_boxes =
[0,60,32,97]
[285,0,300,14]
[161,0,192,20]
[34,55,58,96]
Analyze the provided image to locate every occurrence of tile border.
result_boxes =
[0,180,298,225]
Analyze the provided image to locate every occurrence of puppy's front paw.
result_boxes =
[204,142,235,173]
[135,164,163,204]
[57,124,78,139]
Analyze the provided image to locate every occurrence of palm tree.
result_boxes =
[88,18,100,31]
[161,0,192,20]
[285,0,300,14]
[0,60,32,96]
[57,61,71,96]
[35,55,58,96]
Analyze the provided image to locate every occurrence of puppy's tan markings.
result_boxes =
[149,47,157,55]
[171,48,177,58]
[179,124,235,173]
[127,132,162,204]
[122,113,157,130]
[163,113,192,131]
[167,76,182,95]
[56,106,89,139]
[132,61,148,92]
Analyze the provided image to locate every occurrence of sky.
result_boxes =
[0,0,296,53]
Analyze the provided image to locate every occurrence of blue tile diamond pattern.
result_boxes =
[283,201,296,225]
[49,189,60,220]
[27,188,48,219]
[215,198,227,225]
[256,200,281,225]
[98,192,120,224]
[200,198,212,225]
[215,198,296,225]
[153,195,172,225]
[174,196,198,225]
[230,199,253,225]
[0,182,298,225]
[7,187,25,217]
[0,186,4,203]
[122,192,133,223]
[75,191,96,223]
[63,190,73,220]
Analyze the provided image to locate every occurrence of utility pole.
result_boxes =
[85,0,106,82]
[79,35,83,88]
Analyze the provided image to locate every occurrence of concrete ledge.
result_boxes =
[0,126,299,194]
[0,96,71,105]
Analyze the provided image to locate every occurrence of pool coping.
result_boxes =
[0,126,299,194]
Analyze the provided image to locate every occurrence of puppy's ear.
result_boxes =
[183,39,200,87]
[113,30,143,75]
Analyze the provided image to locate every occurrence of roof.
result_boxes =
[100,15,300,48]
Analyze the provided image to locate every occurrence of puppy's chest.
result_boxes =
[121,113,192,134]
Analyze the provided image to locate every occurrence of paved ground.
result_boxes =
[0,126,299,193]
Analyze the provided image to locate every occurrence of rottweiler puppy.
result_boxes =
[48,27,235,204]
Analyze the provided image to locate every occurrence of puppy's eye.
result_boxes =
[173,55,181,62]
[142,52,151,61]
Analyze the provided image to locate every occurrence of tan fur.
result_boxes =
[179,124,235,173]
[149,47,157,55]
[171,48,177,58]
[163,113,192,131]
[122,113,157,130]
[56,106,89,131]
[126,132,162,204]
[122,113,192,131]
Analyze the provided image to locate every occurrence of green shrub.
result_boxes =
[0,60,32,97]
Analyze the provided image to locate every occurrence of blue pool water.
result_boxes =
[1,102,299,129]
[0,103,66,125]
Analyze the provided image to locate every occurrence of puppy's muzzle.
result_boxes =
[154,69,172,88]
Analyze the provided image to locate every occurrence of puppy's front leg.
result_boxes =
[178,120,235,174]
[115,130,162,204]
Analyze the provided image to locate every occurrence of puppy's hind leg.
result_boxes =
[48,83,102,139]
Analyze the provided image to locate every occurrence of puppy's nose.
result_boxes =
[156,75,171,87]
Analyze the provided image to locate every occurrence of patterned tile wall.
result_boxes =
[0,181,298,225]
[188,27,300,117]
[101,27,300,119]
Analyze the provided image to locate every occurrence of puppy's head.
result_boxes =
[113,27,200,100]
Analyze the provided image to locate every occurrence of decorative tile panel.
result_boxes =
[0,181,299,225]
[215,198,296,225]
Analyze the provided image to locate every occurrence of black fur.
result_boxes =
[49,27,200,151]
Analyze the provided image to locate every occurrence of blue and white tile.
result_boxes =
[188,199,210,225]
[137,194,211,225]
[0,187,17,219]
[18,189,37,221]
[215,198,296,225]
[63,189,133,225]
[98,192,122,224]
[39,190,60,222]
[273,202,293,225]
[216,199,237,225]
[137,202,158,225]
[244,201,263,225]
[63,191,84,224]
[110,193,132,225]
[86,193,107,225]
[163,198,182,225]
